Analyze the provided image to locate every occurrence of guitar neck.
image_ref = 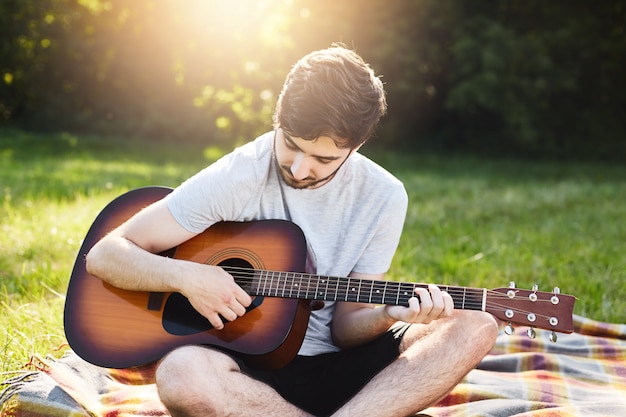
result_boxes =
[226,267,486,312]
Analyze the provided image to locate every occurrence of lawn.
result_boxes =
[1,129,624,377]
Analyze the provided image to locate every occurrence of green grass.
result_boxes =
[383,154,625,322]
[1,129,625,378]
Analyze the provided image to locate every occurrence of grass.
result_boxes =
[384,154,625,322]
[1,128,625,378]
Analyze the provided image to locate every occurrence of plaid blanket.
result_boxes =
[2,315,625,417]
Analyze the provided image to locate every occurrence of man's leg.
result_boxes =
[333,310,499,417]
[155,345,313,417]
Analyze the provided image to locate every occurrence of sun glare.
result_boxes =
[182,0,291,30]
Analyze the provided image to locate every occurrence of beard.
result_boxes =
[278,165,338,189]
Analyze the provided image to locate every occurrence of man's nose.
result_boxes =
[290,153,309,180]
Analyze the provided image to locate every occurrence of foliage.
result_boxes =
[0,1,625,159]
[442,1,626,158]
[1,129,625,374]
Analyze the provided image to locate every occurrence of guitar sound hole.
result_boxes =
[161,258,263,336]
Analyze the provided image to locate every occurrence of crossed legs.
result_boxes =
[155,310,498,417]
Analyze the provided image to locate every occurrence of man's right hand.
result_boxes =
[180,263,253,330]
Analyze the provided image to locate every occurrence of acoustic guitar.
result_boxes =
[64,186,576,370]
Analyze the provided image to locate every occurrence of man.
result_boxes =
[86,45,498,416]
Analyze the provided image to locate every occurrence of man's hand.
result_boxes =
[180,263,252,330]
[383,284,454,324]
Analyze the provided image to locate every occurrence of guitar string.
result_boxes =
[221,266,557,300]
[219,266,565,323]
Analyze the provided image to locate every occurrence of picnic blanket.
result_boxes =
[2,315,625,417]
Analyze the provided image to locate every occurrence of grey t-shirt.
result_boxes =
[166,131,408,355]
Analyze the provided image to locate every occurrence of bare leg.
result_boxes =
[333,310,499,417]
[155,345,313,417]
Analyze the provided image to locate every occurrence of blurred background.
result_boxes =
[1,0,624,160]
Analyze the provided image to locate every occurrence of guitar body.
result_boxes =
[64,187,311,370]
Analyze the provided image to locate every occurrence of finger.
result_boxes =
[228,299,247,317]
[414,287,433,313]
[407,295,421,313]
[220,304,241,321]
[442,290,454,316]
[206,313,225,330]
[428,284,445,315]
[236,290,253,308]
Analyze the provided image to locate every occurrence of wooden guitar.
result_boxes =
[64,187,576,370]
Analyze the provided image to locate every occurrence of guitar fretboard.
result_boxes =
[225,268,486,312]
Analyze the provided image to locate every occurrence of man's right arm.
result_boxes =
[85,199,252,330]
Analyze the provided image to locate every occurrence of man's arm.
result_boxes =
[85,199,252,330]
[330,272,454,349]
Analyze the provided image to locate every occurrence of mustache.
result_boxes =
[280,165,334,189]
[280,165,310,181]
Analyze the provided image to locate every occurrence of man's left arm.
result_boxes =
[331,272,454,350]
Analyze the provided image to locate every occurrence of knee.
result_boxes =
[156,346,200,412]
[455,310,499,355]
[156,345,232,415]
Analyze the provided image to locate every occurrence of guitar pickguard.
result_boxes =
[162,293,265,335]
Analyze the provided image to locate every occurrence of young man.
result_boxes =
[86,45,498,416]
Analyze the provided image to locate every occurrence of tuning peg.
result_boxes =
[507,281,517,298]
[549,331,558,343]
[504,322,515,335]
[551,287,561,305]
[529,284,539,301]
[526,327,536,339]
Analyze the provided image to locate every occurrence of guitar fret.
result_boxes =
[381,281,388,304]
[306,274,312,299]
[343,277,351,301]
[326,277,337,301]
[395,282,412,306]
[261,270,269,296]
[265,270,271,296]
[271,271,277,296]
[395,281,400,305]
[298,273,304,298]
[324,277,329,299]
[271,271,277,297]
[252,269,261,295]
[288,273,294,298]
[319,277,325,299]
[461,288,467,309]
[383,281,396,304]
[481,288,487,312]
[370,280,385,304]
[279,272,285,297]
[346,278,357,302]
[315,276,321,299]
[372,281,378,304]
[274,272,286,297]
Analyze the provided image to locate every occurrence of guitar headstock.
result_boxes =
[487,284,576,339]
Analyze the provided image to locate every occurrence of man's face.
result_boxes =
[274,128,354,189]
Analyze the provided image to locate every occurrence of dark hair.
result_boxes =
[273,45,387,149]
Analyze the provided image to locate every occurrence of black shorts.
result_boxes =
[238,323,411,416]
